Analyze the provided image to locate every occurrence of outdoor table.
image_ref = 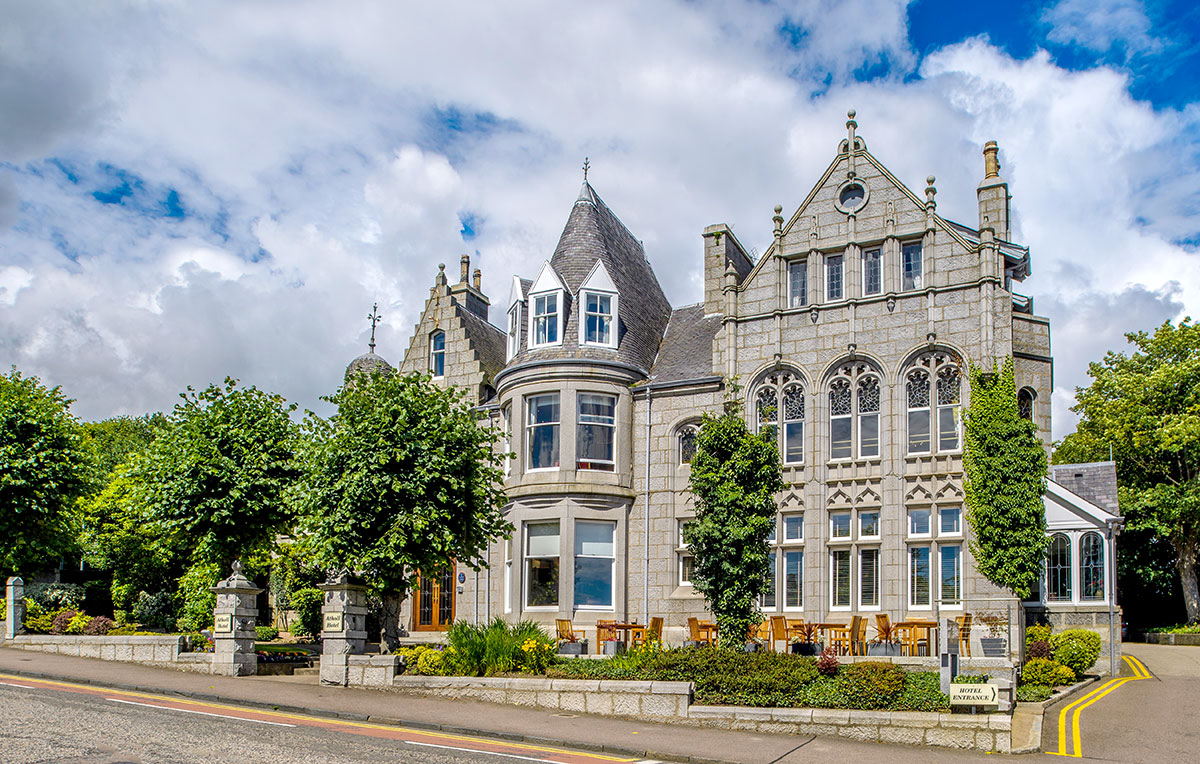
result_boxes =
[597,622,642,651]
[698,620,718,643]
[895,619,938,656]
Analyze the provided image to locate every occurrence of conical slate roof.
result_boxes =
[516,181,671,375]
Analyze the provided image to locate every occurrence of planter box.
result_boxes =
[867,642,902,657]
[790,642,820,656]
[603,640,626,656]
[980,637,1007,658]
[556,640,588,656]
[744,642,763,653]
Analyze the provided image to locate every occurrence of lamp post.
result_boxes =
[1105,516,1124,677]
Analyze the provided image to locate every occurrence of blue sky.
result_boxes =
[0,0,1196,438]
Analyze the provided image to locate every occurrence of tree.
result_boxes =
[1057,319,1200,623]
[0,368,89,577]
[963,357,1048,599]
[80,413,168,491]
[299,371,510,651]
[685,392,784,648]
[134,378,301,572]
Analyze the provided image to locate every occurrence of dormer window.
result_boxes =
[579,259,618,349]
[429,330,445,377]
[507,304,520,359]
[533,294,559,345]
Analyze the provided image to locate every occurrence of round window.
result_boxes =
[839,184,865,210]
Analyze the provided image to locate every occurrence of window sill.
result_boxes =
[525,467,561,474]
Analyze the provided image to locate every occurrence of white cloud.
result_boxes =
[0,1,1195,443]
[1042,0,1164,57]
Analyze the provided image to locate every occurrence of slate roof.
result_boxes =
[943,219,1031,278]
[344,351,394,381]
[455,301,507,385]
[509,182,672,376]
[1050,462,1120,516]
[649,303,721,383]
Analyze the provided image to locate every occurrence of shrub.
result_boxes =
[255,626,280,642]
[83,616,116,635]
[416,648,448,675]
[953,673,991,683]
[25,582,85,611]
[23,600,53,633]
[895,671,950,712]
[816,648,839,677]
[1027,639,1051,659]
[50,609,79,634]
[837,661,906,709]
[1051,630,1102,679]
[1016,684,1053,703]
[1026,624,1051,646]
[132,591,176,631]
[290,588,323,639]
[1021,658,1076,687]
[175,562,219,632]
[445,618,556,676]
[65,611,92,634]
[798,675,844,707]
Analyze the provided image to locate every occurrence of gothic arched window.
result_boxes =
[829,363,883,460]
[1080,532,1105,601]
[1018,387,1035,421]
[752,371,805,465]
[905,352,962,454]
[677,425,699,465]
[1047,534,1072,601]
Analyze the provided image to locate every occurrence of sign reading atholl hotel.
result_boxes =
[949,683,999,707]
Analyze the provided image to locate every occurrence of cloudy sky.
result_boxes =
[1,0,1197,438]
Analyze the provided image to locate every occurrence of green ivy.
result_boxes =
[963,357,1048,598]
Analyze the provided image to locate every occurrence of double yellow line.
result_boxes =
[1050,655,1151,757]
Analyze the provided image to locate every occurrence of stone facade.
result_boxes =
[376,114,1074,651]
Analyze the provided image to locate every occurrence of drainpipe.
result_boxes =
[644,388,652,624]
[1106,517,1124,676]
[485,544,491,622]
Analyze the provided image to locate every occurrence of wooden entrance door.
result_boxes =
[413,568,455,631]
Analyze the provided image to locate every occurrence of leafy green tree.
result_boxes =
[963,357,1048,599]
[1056,319,1200,623]
[0,368,89,577]
[135,378,301,572]
[299,371,511,650]
[80,413,168,490]
[685,392,784,648]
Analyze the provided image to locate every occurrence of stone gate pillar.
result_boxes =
[210,561,262,677]
[318,569,369,686]
[5,577,24,639]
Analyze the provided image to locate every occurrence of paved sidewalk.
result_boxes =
[0,647,996,763]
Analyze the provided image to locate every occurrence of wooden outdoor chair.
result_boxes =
[596,619,619,652]
[631,616,663,648]
[769,615,791,652]
[827,615,864,656]
[851,615,868,655]
[687,617,714,646]
[956,613,973,657]
[555,618,581,647]
[906,624,932,656]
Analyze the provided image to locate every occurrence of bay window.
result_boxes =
[1048,534,1072,601]
[526,393,560,470]
[525,522,559,608]
[577,393,616,471]
[574,521,615,609]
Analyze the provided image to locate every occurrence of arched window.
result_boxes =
[829,379,852,459]
[858,377,880,458]
[752,371,805,465]
[1018,387,1035,421]
[1047,534,1072,601]
[430,330,446,377]
[905,351,962,454]
[1080,532,1105,601]
[677,425,698,465]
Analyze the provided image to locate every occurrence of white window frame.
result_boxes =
[939,543,963,609]
[902,240,923,291]
[528,290,563,348]
[829,379,853,461]
[782,513,804,543]
[857,376,881,459]
[830,548,852,610]
[524,521,560,611]
[939,507,962,536]
[677,520,694,587]
[525,393,560,472]
[862,248,882,296]
[503,537,513,614]
[859,510,880,540]
[760,551,777,610]
[1080,532,1106,602]
[908,508,932,538]
[788,260,808,307]
[502,405,512,478]
[859,547,881,610]
[936,367,962,452]
[830,511,852,540]
[783,548,804,611]
[826,254,844,301]
[507,304,521,360]
[907,370,932,454]
[908,544,932,610]
[781,384,805,465]
[581,290,618,348]
[573,520,616,611]
[576,392,616,471]
[430,330,446,378]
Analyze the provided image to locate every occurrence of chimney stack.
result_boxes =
[460,254,470,283]
[977,141,1010,241]
[473,267,482,290]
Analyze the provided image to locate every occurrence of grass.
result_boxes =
[1143,623,1200,634]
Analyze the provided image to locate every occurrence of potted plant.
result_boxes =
[789,623,820,656]
[602,638,626,656]
[978,613,1008,657]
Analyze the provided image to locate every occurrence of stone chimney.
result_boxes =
[977,141,1011,241]
[460,253,470,283]
[449,255,490,320]
[473,267,482,290]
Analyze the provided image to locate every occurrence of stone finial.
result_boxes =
[472,267,482,290]
[846,109,858,178]
[460,254,470,283]
[436,263,447,286]
[925,175,937,207]
[772,204,784,236]
[366,303,381,353]
[983,141,1000,179]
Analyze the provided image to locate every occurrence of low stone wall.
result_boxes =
[6,634,213,673]
[685,706,1011,753]
[390,676,693,718]
[1140,632,1200,646]
[321,654,402,687]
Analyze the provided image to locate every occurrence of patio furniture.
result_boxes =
[956,613,973,657]
[688,617,715,646]
[895,619,937,656]
[875,613,910,652]
[596,620,619,653]
[555,619,581,647]
[769,615,792,652]
[630,616,663,648]
[826,615,865,656]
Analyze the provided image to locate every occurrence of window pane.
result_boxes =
[575,521,614,556]
[831,417,852,459]
[909,509,930,535]
[784,550,803,608]
[863,249,881,295]
[784,422,804,463]
[832,550,851,607]
[908,410,931,453]
[527,394,560,469]
[827,255,844,300]
[678,427,697,464]
[860,511,879,537]
[1081,533,1105,601]
[940,508,961,534]
[577,394,615,469]
[941,545,961,605]
[902,242,923,290]
[756,387,777,429]
[831,512,851,538]
[910,547,930,606]
[679,554,694,585]
[585,293,612,345]
[526,522,560,556]
[859,413,879,458]
[1048,534,1072,601]
[783,514,803,541]
[860,548,879,607]
[527,558,558,607]
[938,406,959,450]
[789,261,808,307]
[574,558,614,608]
[760,552,776,608]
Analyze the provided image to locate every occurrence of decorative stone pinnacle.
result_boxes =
[582,156,590,182]
[231,559,242,575]
[847,108,856,119]
[983,141,1000,179]
[366,303,381,353]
